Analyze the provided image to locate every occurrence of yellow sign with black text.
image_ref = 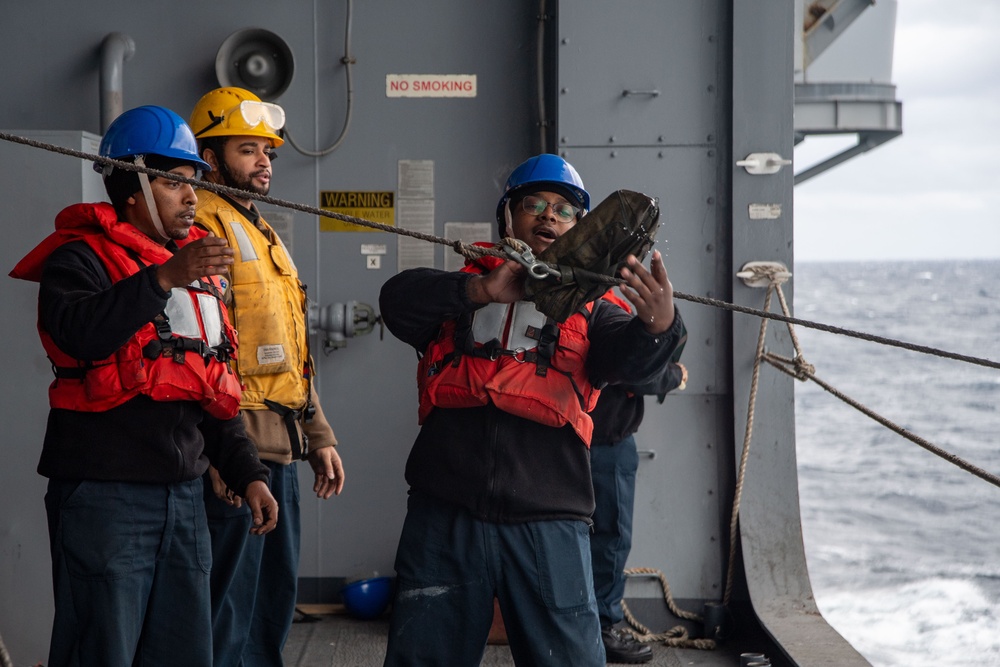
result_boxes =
[320,191,395,232]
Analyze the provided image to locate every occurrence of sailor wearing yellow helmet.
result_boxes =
[188,87,346,666]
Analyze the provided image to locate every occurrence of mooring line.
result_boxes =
[3,130,998,372]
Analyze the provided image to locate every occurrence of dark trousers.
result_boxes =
[45,478,213,667]
[383,492,606,667]
[589,434,639,627]
[205,460,300,667]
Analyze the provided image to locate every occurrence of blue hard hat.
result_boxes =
[95,105,211,174]
[495,154,590,229]
[341,576,393,620]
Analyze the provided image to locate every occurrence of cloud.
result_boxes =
[895,4,1000,99]
[795,0,1000,262]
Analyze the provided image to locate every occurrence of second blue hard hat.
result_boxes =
[495,154,590,234]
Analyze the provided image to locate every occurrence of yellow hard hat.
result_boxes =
[189,86,285,147]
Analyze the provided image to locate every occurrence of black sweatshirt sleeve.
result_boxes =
[200,414,270,496]
[586,300,687,387]
[379,267,480,351]
[380,266,688,388]
[39,241,170,361]
[620,361,686,397]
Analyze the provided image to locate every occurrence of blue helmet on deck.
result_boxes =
[95,105,211,175]
[495,154,589,236]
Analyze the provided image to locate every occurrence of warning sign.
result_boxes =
[386,74,477,98]
[320,191,395,232]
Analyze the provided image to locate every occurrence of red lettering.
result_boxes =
[394,78,474,94]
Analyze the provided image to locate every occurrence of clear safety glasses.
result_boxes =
[231,100,286,131]
[195,100,286,137]
[520,195,581,223]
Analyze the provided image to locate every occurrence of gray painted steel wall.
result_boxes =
[556,0,733,604]
[0,130,106,662]
[0,1,858,663]
[730,2,867,663]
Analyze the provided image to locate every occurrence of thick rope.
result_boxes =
[678,291,1000,371]
[773,282,807,360]
[619,275,779,652]
[722,285,774,606]
[0,131,495,264]
[622,567,702,623]
[763,282,1000,488]
[7,130,999,658]
[620,568,716,650]
[8,132,999,486]
[765,353,1000,489]
[4,130,1000,371]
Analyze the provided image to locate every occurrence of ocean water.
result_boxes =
[793,260,1000,667]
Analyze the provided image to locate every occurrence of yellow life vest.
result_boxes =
[194,190,311,413]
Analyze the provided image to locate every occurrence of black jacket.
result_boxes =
[589,362,686,446]
[379,267,686,524]
[35,241,268,495]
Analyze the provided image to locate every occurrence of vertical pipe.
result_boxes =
[99,33,136,134]
[536,0,548,153]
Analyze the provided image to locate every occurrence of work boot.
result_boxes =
[601,626,652,664]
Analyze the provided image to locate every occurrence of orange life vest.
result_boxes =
[11,203,243,420]
[417,249,601,444]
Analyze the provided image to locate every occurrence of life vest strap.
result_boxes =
[451,309,562,377]
[51,359,94,379]
[141,312,235,364]
[263,399,308,460]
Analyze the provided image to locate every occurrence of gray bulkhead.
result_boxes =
[0,1,868,664]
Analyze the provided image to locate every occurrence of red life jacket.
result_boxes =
[11,202,243,419]
[417,247,601,445]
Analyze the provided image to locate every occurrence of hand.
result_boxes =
[307,446,345,499]
[157,235,234,291]
[467,260,526,305]
[243,480,279,535]
[676,362,688,390]
[618,250,675,335]
[208,465,242,508]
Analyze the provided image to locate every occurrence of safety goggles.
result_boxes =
[196,100,286,136]
[520,195,581,223]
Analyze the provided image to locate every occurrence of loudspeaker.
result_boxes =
[215,28,294,101]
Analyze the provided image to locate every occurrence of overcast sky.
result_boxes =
[793,0,1000,262]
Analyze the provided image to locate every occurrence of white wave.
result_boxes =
[816,578,1000,667]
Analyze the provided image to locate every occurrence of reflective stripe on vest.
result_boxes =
[417,246,600,444]
[194,190,311,413]
[30,204,243,419]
